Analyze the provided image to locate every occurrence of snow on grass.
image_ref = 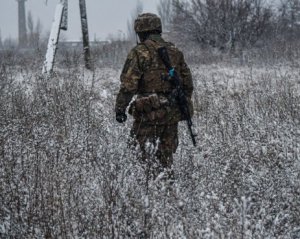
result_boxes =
[0,60,299,238]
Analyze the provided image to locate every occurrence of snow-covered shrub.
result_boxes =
[0,53,299,238]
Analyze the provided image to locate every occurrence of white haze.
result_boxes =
[0,0,160,41]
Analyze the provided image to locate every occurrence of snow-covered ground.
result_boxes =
[0,61,299,238]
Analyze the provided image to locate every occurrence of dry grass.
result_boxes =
[0,48,299,238]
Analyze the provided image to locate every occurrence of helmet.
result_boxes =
[134,13,162,33]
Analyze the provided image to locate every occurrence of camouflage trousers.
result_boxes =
[131,121,178,177]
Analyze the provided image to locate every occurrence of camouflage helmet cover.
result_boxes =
[134,13,162,33]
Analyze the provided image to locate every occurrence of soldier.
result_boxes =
[115,13,194,179]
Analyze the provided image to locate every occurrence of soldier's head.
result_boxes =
[134,13,162,42]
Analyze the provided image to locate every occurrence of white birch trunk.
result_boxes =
[42,3,64,74]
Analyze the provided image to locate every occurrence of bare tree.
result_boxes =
[27,11,34,47]
[27,11,33,33]
[27,11,43,49]
[157,0,173,32]
[3,37,17,49]
[127,0,143,42]
[172,0,273,50]
[277,0,300,39]
[0,29,3,49]
[35,18,42,47]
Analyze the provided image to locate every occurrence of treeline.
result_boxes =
[2,0,300,66]
[158,0,300,51]
[0,10,44,50]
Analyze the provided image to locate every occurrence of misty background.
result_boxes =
[0,0,160,41]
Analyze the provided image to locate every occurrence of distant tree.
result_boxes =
[27,11,43,48]
[0,29,3,49]
[157,0,173,32]
[172,0,273,50]
[27,11,34,47]
[127,0,143,42]
[34,18,43,48]
[3,37,17,49]
[27,11,34,34]
[277,0,300,39]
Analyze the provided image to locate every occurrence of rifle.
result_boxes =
[157,46,197,147]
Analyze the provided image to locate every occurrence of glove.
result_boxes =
[116,111,127,123]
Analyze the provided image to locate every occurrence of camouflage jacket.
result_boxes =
[115,34,194,124]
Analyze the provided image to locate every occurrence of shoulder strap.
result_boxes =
[143,39,161,51]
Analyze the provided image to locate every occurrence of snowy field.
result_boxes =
[0,56,300,238]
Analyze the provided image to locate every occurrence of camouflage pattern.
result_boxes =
[131,121,178,176]
[134,13,162,33]
[115,33,193,172]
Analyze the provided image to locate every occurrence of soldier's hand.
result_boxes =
[116,112,127,123]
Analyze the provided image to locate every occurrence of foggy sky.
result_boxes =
[0,0,160,41]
